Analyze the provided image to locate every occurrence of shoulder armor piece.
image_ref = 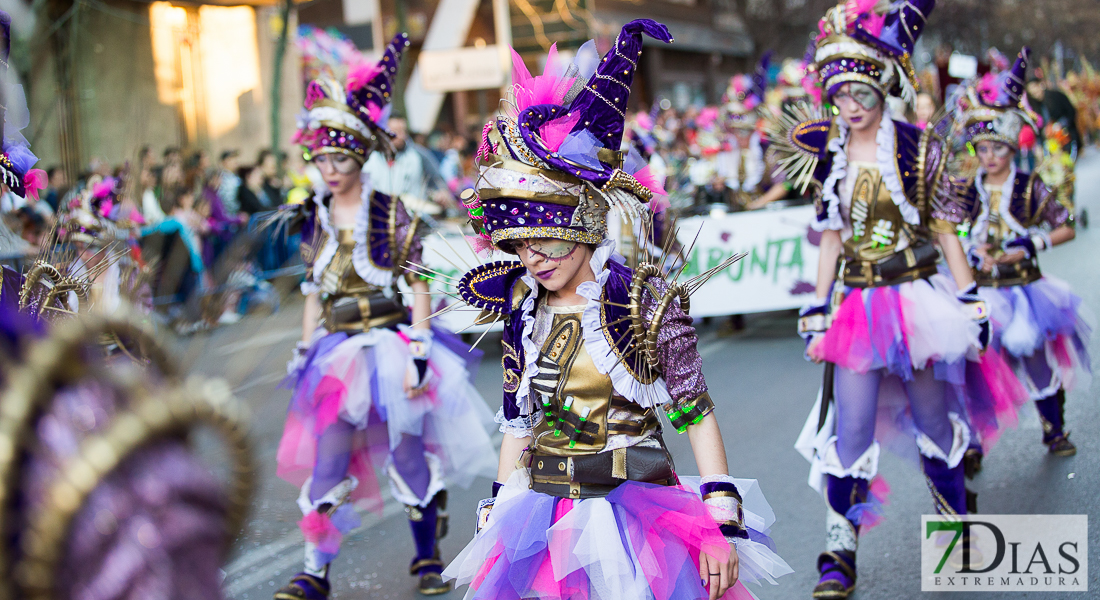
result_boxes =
[367,191,396,269]
[790,117,836,160]
[762,104,835,194]
[457,261,529,315]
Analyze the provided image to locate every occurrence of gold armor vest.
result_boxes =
[319,227,405,332]
[974,190,1042,288]
[840,163,938,287]
[530,311,659,456]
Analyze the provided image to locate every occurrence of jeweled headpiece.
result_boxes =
[465,20,672,252]
[294,33,409,163]
[962,47,1032,150]
[723,52,770,130]
[813,0,934,105]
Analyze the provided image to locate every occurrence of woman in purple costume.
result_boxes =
[442,19,792,600]
[273,34,496,599]
[953,48,1091,458]
[777,2,1022,598]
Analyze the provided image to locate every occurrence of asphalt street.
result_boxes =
[192,150,1100,600]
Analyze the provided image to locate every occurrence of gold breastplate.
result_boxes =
[843,163,911,262]
[320,228,381,298]
[982,190,1015,259]
[319,228,405,332]
[531,311,659,456]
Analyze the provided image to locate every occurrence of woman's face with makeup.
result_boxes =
[832,82,884,134]
[312,153,362,195]
[975,141,1015,176]
[508,238,590,292]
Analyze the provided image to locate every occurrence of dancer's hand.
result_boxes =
[404,361,429,397]
[996,248,1027,265]
[807,335,826,363]
[700,543,739,600]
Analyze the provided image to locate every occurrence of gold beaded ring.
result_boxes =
[0,315,178,600]
[13,376,255,600]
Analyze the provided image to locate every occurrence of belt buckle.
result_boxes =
[861,261,874,284]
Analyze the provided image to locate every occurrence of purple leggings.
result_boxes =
[308,419,430,503]
[834,366,955,469]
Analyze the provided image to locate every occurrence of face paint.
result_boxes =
[313,153,361,174]
[509,238,579,262]
[975,142,1013,158]
[832,82,881,111]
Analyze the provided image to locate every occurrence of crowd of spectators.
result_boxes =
[2,67,1095,332]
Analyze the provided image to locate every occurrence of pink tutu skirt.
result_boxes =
[980,276,1093,395]
[276,326,497,512]
[444,471,791,600]
[812,277,1029,457]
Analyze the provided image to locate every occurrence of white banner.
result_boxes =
[417,204,821,332]
[674,205,820,316]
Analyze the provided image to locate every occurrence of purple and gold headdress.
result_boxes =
[962,47,1033,149]
[463,20,672,252]
[294,33,409,163]
[813,0,934,105]
[723,52,770,130]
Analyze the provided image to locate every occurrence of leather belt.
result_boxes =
[529,445,676,499]
[975,261,1042,288]
[321,293,406,332]
[841,260,938,288]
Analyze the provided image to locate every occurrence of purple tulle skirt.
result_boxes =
[445,471,792,600]
[812,277,1029,457]
[276,325,496,511]
[980,276,1093,395]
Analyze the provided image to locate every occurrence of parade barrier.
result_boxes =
[419,203,820,331]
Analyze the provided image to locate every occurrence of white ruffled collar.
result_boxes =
[308,171,396,289]
[814,109,918,232]
[514,239,672,414]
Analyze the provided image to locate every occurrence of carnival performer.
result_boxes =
[273,33,497,598]
[778,2,1020,598]
[57,175,154,318]
[717,55,788,211]
[442,19,792,600]
[954,48,1091,458]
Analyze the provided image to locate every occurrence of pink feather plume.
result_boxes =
[539,113,581,152]
[466,234,495,256]
[304,81,326,109]
[23,169,46,201]
[510,45,574,114]
[346,62,383,93]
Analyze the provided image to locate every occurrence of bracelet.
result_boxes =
[664,392,715,434]
[701,477,748,539]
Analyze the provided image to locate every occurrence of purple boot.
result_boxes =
[273,573,330,600]
[1037,389,1076,456]
[813,475,866,599]
[407,490,451,595]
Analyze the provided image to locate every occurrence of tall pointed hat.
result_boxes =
[294,33,410,162]
[962,47,1033,149]
[813,0,934,105]
[467,19,673,250]
[723,51,771,129]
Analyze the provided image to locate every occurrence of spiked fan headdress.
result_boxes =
[464,20,672,252]
[294,33,409,163]
[813,0,934,105]
[962,47,1033,150]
